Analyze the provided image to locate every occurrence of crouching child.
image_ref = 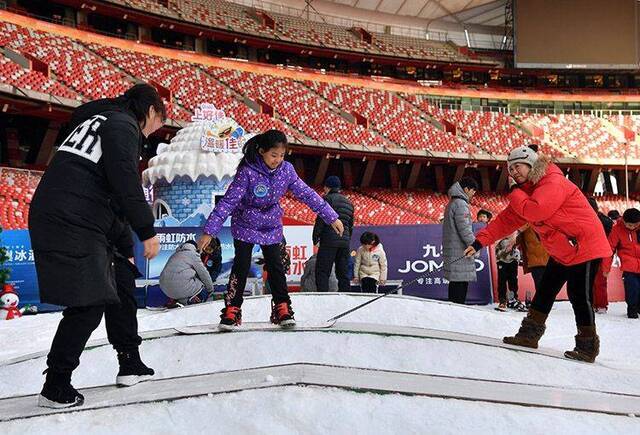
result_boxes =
[160,241,215,306]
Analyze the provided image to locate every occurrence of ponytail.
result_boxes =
[237,129,288,169]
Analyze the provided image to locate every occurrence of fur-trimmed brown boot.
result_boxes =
[564,326,599,363]
[503,309,547,349]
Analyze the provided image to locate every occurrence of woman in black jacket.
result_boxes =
[30,83,165,408]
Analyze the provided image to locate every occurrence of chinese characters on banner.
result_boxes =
[192,103,247,153]
[352,225,493,304]
[1,230,40,307]
[284,245,309,277]
[282,226,313,282]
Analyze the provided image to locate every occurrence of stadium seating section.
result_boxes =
[305,81,473,153]
[207,67,388,147]
[0,18,636,160]
[2,166,636,230]
[0,55,77,99]
[87,44,292,135]
[102,0,470,63]
[0,21,133,101]
[521,114,635,159]
[0,167,39,230]
[278,189,638,226]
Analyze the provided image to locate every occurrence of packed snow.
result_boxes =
[1,294,639,434]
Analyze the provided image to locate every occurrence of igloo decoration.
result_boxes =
[143,103,253,227]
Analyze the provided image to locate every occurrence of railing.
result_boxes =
[232,0,449,42]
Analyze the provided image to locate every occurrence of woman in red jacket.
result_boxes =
[601,208,640,318]
[464,145,612,363]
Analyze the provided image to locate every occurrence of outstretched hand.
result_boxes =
[464,246,477,257]
[331,219,344,237]
[142,236,160,259]
[197,234,213,252]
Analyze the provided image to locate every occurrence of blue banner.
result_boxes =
[133,227,262,281]
[3,224,492,310]
[352,225,493,304]
[1,230,44,308]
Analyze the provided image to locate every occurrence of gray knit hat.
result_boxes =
[507,145,539,169]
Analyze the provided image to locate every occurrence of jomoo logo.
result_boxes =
[397,243,486,274]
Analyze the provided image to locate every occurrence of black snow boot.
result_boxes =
[38,369,84,409]
[116,349,155,387]
[564,326,600,363]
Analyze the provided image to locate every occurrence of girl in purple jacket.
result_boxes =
[197,130,343,330]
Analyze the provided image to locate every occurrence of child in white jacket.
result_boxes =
[354,232,388,293]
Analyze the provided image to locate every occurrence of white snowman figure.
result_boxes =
[0,284,22,320]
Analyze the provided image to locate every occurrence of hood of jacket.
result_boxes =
[246,158,282,177]
[178,242,198,253]
[447,182,469,202]
[71,98,131,124]
[370,243,385,253]
[527,154,557,185]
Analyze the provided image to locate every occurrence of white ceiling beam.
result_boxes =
[455,0,505,21]
[431,0,463,25]
[416,0,435,19]
[394,0,411,15]
[373,0,386,12]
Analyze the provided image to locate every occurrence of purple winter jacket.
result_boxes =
[203,159,339,245]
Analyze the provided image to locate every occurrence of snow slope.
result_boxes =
[1,294,639,434]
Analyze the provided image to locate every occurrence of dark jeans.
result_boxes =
[623,271,640,316]
[46,257,142,373]
[530,257,600,327]
[315,246,350,292]
[497,261,519,303]
[448,281,468,304]
[226,239,289,307]
[360,277,378,293]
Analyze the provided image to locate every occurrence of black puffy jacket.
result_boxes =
[312,189,354,248]
[29,98,155,306]
[30,98,155,249]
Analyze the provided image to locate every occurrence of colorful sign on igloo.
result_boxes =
[192,103,247,153]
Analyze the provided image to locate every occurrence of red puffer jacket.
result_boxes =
[601,220,640,274]
[475,155,611,266]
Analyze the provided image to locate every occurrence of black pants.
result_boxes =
[530,257,600,327]
[448,281,468,304]
[46,257,142,373]
[360,277,378,293]
[623,271,640,316]
[530,266,545,293]
[497,261,519,303]
[315,246,350,292]
[226,239,289,307]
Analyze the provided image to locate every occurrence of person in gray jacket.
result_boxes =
[300,254,339,292]
[442,177,479,304]
[160,241,215,305]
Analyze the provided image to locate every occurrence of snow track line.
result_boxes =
[1,321,632,371]
[1,362,640,422]
[172,322,627,369]
[0,294,507,366]
[0,328,177,368]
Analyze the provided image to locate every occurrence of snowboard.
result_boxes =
[175,320,337,335]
